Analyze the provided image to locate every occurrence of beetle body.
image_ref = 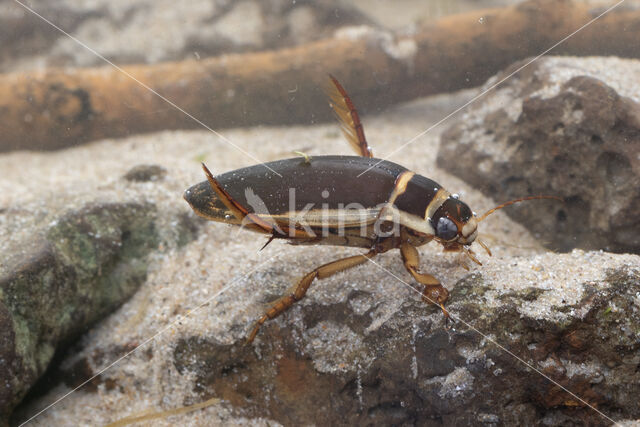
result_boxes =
[184,155,475,250]
[185,75,553,343]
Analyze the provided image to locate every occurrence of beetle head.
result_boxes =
[431,196,477,247]
[432,194,563,264]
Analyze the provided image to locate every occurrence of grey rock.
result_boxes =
[1,0,374,72]
[170,264,640,425]
[123,164,167,182]
[0,181,202,422]
[0,1,97,72]
[0,203,158,421]
[437,56,640,254]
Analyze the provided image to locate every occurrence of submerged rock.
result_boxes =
[0,159,203,422]
[0,0,373,72]
[123,164,167,182]
[437,56,640,254]
[0,203,159,421]
[169,255,639,425]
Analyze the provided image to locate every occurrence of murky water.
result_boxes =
[1,1,639,425]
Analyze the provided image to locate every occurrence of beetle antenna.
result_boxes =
[477,195,563,222]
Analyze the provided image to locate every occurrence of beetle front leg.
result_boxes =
[247,249,376,343]
[400,243,451,320]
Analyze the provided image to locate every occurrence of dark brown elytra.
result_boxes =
[183,75,561,343]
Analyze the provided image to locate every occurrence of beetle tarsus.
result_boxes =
[443,305,455,330]
[246,320,263,344]
[246,294,298,344]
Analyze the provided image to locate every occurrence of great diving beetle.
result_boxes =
[184,75,558,343]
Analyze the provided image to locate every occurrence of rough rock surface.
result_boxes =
[172,260,640,426]
[0,202,154,421]
[0,0,374,73]
[0,162,201,423]
[437,56,640,254]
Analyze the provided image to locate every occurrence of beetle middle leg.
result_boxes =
[247,249,377,343]
[400,242,451,320]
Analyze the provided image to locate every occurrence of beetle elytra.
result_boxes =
[184,75,559,343]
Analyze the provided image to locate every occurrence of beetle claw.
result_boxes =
[440,303,455,328]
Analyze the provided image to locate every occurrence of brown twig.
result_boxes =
[1,0,638,152]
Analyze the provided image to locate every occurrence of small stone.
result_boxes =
[438,56,640,254]
[123,164,167,182]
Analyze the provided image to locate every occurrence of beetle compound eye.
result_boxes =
[436,217,457,240]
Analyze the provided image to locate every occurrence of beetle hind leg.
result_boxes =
[400,242,452,321]
[247,250,376,343]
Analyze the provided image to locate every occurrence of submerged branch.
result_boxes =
[1,0,639,151]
